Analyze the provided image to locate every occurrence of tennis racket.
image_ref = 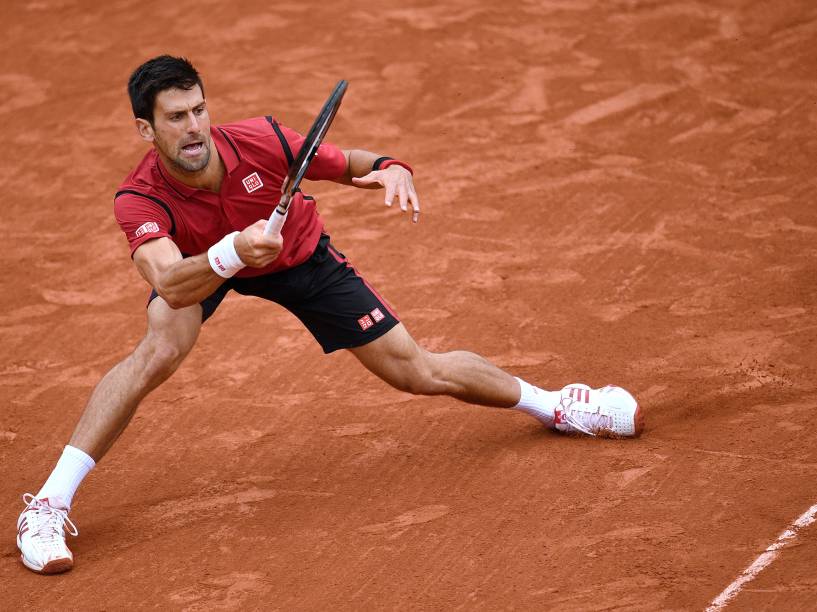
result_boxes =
[264,79,348,236]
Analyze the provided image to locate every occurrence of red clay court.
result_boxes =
[2,1,816,609]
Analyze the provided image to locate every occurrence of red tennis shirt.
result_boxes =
[114,116,347,276]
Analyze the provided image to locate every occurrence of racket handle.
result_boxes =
[264,209,288,235]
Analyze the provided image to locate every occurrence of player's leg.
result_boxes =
[17,298,203,574]
[349,322,643,438]
[68,297,202,462]
[246,235,642,438]
[349,322,521,406]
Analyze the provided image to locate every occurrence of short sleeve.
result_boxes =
[271,120,347,181]
[114,192,173,256]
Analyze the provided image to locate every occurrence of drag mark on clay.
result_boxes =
[706,502,817,611]
[605,466,654,489]
[143,487,334,529]
[359,505,450,534]
[562,83,680,126]
[168,571,268,610]
[689,447,817,470]
[331,423,381,437]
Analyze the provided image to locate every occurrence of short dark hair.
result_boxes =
[127,55,205,123]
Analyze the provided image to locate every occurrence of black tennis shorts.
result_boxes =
[148,234,399,353]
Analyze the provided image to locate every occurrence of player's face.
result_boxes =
[146,85,212,173]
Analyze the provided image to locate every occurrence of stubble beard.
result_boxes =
[173,139,211,173]
[156,133,212,174]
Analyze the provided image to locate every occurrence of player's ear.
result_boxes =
[135,118,155,143]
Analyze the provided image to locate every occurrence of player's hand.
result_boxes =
[352,166,420,223]
[235,219,283,267]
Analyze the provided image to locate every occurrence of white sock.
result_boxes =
[512,377,560,426]
[36,445,96,510]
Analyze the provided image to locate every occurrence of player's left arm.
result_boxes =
[336,149,420,223]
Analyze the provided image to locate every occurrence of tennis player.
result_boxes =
[16,55,643,574]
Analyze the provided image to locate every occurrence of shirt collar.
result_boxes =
[155,157,196,198]
[211,125,241,174]
[155,125,241,198]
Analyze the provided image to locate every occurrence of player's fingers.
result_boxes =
[409,189,421,224]
[352,172,381,186]
[398,184,408,212]
[384,182,396,207]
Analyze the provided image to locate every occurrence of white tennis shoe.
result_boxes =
[554,383,643,437]
[16,494,78,574]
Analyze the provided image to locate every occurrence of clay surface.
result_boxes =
[1,1,816,609]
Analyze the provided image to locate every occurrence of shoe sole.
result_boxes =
[633,401,645,437]
[20,553,73,574]
[18,533,73,575]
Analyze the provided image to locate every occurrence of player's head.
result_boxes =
[128,55,212,174]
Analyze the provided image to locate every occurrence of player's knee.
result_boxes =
[139,338,188,385]
[390,360,446,396]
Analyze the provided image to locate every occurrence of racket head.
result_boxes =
[278,79,348,207]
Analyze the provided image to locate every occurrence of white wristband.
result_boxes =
[207,231,245,278]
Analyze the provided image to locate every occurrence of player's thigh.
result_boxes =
[349,323,431,387]
[234,235,400,353]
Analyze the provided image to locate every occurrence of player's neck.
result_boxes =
[159,147,225,193]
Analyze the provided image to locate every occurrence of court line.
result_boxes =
[706,502,817,611]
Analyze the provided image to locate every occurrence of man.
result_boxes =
[16,55,644,574]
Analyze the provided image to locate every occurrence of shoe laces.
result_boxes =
[21,493,78,546]
[559,396,612,437]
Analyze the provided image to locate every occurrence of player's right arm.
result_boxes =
[132,220,283,309]
[133,237,222,309]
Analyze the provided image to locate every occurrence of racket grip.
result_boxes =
[264,209,288,235]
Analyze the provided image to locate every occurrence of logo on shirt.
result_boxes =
[242,172,263,193]
[135,221,160,238]
[370,308,385,323]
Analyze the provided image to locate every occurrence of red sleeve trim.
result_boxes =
[114,190,174,256]
[115,190,176,235]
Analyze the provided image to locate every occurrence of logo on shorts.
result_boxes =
[242,172,263,193]
[135,221,160,238]
[359,308,385,331]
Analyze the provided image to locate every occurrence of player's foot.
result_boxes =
[554,384,643,438]
[16,493,78,574]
